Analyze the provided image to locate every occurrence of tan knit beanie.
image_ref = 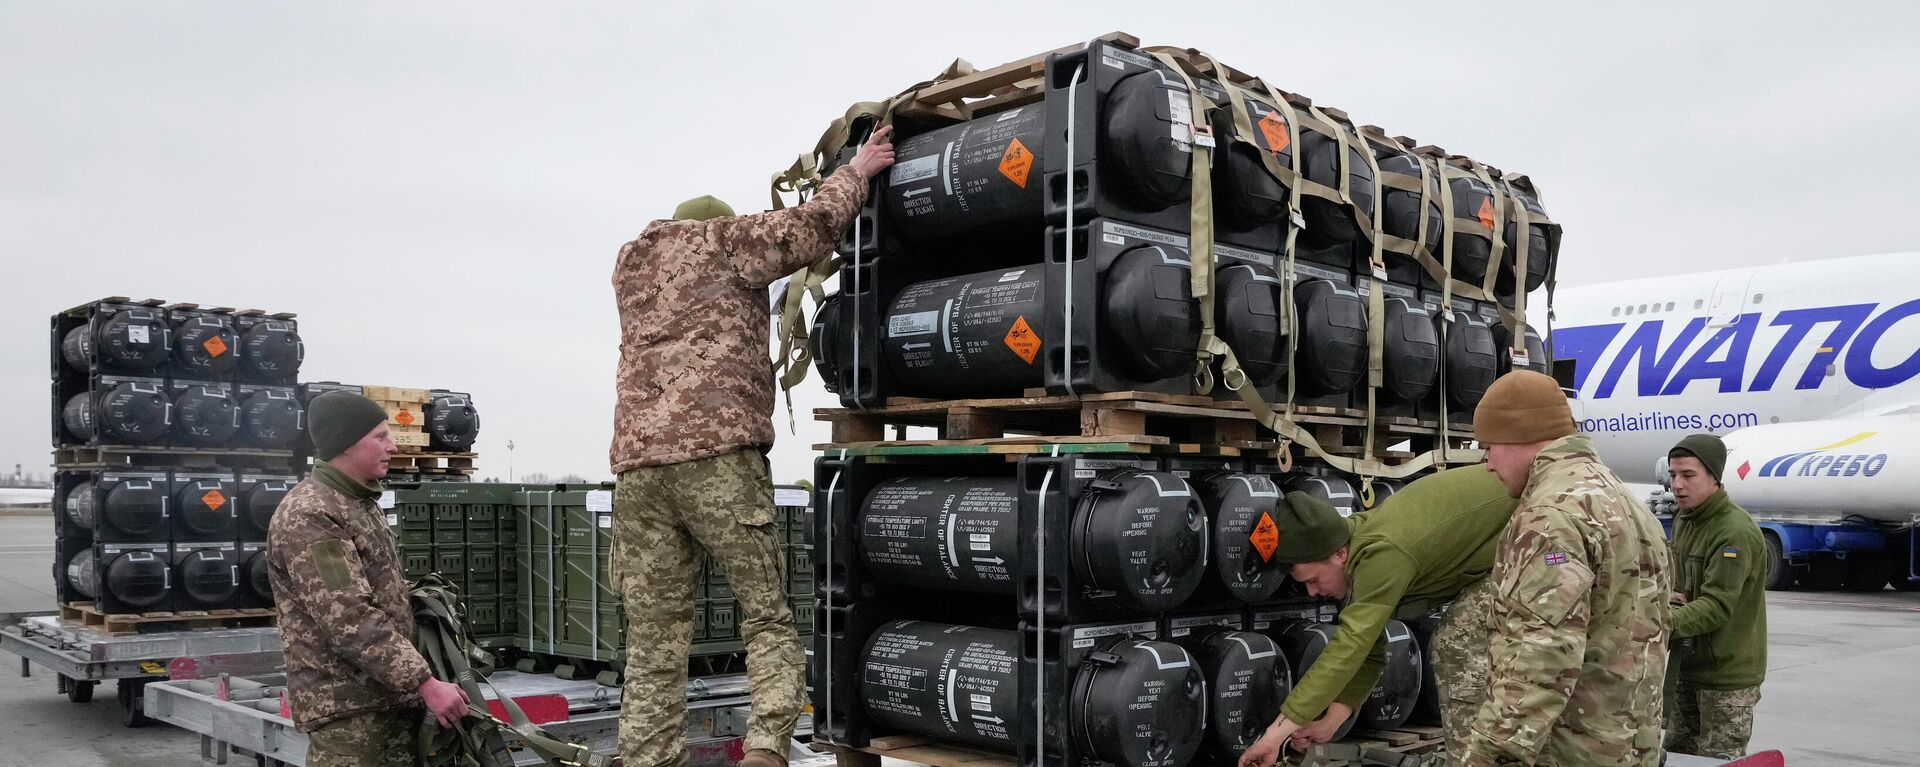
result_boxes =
[1473,371,1576,444]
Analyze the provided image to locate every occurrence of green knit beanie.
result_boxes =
[309,391,389,461]
[1669,433,1728,482]
[673,195,735,221]
[1270,491,1352,564]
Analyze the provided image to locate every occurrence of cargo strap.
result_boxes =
[1144,51,1225,397]
[411,574,606,767]
[768,59,989,427]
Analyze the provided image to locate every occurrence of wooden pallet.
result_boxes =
[388,452,477,472]
[815,735,1014,767]
[53,444,299,470]
[818,391,1304,453]
[60,602,276,636]
[888,31,1140,126]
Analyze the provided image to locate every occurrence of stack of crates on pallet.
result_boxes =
[505,483,816,681]
[386,483,517,647]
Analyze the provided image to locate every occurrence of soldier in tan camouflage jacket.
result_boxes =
[1460,371,1672,767]
[268,391,469,766]
[608,126,895,767]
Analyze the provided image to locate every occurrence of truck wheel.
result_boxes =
[1762,532,1796,591]
[117,678,152,728]
[1843,552,1888,592]
[1801,557,1847,591]
[65,676,95,703]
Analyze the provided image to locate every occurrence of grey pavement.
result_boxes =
[0,516,1915,766]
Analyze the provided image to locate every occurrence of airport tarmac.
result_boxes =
[1,514,1915,766]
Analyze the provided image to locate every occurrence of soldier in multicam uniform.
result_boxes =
[608,126,896,767]
[1236,469,1516,767]
[268,391,469,766]
[1458,370,1672,767]
[1663,434,1767,759]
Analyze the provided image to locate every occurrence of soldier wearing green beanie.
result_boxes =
[1240,468,1517,765]
[1664,433,1767,759]
[267,390,471,762]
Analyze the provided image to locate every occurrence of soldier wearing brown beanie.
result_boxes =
[1457,371,1673,767]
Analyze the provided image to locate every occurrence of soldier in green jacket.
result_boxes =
[1663,434,1768,759]
[1236,467,1516,766]
[1461,371,1672,767]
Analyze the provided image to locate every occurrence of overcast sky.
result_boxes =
[3,2,1916,485]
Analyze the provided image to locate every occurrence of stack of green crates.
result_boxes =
[392,481,815,670]
[388,483,518,647]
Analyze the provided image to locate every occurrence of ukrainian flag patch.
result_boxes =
[1721,546,1740,558]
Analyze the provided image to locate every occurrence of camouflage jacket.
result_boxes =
[266,462,429,730]
[610,165,870,472]
[1460,435,1672,767]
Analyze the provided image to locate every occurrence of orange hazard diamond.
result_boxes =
[1476,198,1497,230]
[1004,315,1041,365]
[395,409,416,426]
[203,336,229,358]
[998,138,1034,189]
[1257,112,1291,155]
[202,489,227,511]
[1250,511,1279,562]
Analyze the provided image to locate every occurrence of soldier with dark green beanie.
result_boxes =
[1238,467,1517,766]
[268,390,471,766]
[1664,433,1767,759]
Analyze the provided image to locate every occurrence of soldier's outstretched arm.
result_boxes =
[716,126,895,287]
[278,523,432,694]
[1279,547,1415,725]
[1460,516,1594,767]
[1671,530,1756,638]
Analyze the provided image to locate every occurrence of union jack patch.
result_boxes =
[1543,552,1569,566]
[1722,547,1740,559]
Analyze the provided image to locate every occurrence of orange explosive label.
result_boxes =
[395,409,416,426]
[1257,112,1291,155]
[203,336,228,358]
[1250,511,1279,562]
[1476,198,1497,229]
[999,138,1034,189]
[202,489,227,511]
[1004,315,1041,365]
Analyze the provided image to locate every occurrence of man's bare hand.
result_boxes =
[1293,702,1352,749]
[419,678,470,729]
[1238,717,1299,767]
[850,124,896,180]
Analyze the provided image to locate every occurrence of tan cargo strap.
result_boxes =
[1462,158,1508,306]
[1144,51,1226,396]
[768,58,991,428]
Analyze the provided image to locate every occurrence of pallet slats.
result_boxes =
[60,601,277,636]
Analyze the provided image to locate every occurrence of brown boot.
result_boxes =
[738,749,788,767]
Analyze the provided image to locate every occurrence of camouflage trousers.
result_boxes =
[305,708,420,767]
[1664,682,1760,759]
[612,448,805,767]
[1427,576,1497,760]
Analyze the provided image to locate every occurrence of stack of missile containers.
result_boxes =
[51,298,306,623]
[799,33,1562,767]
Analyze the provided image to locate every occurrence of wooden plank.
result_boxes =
[944,407,1005,440]
[866,735,932,750]
[906,32,1138,109]
[1081,407,1147,437]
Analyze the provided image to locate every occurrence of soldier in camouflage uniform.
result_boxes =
[268,391,469,766]
[1236,469,1515,767]
[609,126,896,767]
[1459,371,1672,767]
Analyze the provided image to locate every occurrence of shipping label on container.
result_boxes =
[1101,221,1189,249]
[1168,613,1242,638]
[1216,243,1273,266]
[774,488,810,508]
[1072,457,1156,479]
[1100,46,1155,72]
[378,491,395,510]
[585,491,612,513]
[1293,262,1350,284]
[1250,607,1321,631]
[890,155,939,187]
[1071,620,1160,648]
[888,311,939,338]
